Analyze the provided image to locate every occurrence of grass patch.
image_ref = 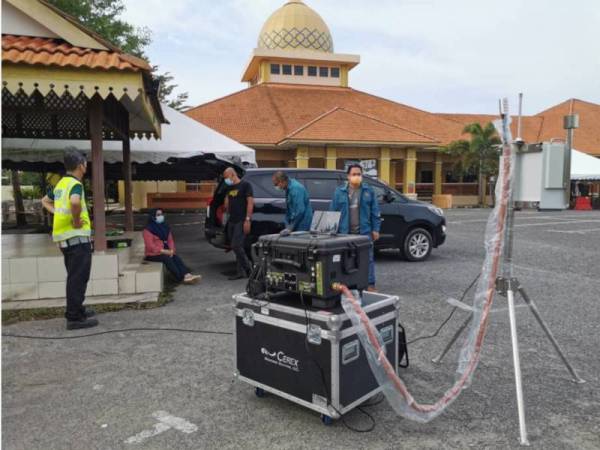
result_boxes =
[2,280,177,325]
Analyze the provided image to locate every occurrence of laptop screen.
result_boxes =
[310,211,341,233]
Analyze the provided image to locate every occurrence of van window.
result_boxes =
[245,173,284,198]
[302,177,342,200]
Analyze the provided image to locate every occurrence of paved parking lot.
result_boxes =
[2,209,600,449]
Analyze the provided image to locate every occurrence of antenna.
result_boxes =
[516,93,523,141]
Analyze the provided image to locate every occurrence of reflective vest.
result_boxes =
[52,176,92,242]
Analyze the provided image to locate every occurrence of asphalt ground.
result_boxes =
[2,209,599,450]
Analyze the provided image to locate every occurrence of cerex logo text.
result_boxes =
[261,347,300,371]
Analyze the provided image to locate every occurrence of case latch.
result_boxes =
[242,308,255,327]
[307,324,322,345]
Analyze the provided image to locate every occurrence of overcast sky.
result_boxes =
[122,0,600,115]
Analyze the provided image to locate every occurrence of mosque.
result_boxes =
[186,0,600,204]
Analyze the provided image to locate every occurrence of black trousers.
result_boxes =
[226,221,252,276]
[145,254,190,282]
[61,242,92,321]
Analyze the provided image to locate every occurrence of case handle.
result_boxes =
[342,242,360,274]
[271,258,303,270]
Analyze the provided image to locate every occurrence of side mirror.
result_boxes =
[384,191,395,203]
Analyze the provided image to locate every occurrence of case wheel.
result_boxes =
[320,414,333,426]
[255,387,266,398]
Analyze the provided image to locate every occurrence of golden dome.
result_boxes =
[257,1,334,53]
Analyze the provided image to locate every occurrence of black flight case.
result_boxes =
[253,232,371,308]
[233,290,400,424]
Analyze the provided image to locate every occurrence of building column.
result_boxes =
[260,61,270,84]
[326,146,337,170]
[89,94,107,252]
[403,148,417,195]
[340,66,349,87]
[379,147,391,185]
[296,146,309,169]
[434,152,443,195]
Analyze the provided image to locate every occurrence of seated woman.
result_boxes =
[143,209,201,284]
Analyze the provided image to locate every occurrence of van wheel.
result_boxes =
[401,228,432,261]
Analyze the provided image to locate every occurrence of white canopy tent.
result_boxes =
[2,104,256,168]
[571,149,600,181]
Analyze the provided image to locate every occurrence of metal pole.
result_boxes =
[123,136,134,232]
[89,95,107,252]
[500,100,529,446]
[564,127,574,207]
[516,93,523,141]
[507,283,529,446]
[516,285,585,384]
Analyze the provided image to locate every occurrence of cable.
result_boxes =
[2,327,233,340]
[406,273,480,345]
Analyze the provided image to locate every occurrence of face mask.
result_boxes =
[273,185,283,191]
[224,178,234,186]
[350,175,362,185]
[155,215,165,224]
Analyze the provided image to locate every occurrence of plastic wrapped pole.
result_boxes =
[336,110,515,423]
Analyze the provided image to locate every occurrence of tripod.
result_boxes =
[432,140,585,446]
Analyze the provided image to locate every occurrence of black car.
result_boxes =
[205,168,446,261]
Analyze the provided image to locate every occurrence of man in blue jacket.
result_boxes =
[330,164,381,291]
[272,171,313,233]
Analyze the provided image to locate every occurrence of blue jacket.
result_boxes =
[285,178,313,231]
[330,182,381,235]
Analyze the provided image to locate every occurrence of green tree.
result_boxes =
[47,0,189,110]
[444,122,501,206]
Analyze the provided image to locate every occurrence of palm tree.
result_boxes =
[444,122,501,206]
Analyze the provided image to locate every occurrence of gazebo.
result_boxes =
[2,0,166,251]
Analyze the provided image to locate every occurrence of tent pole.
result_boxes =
[123,136,134,232]
[89,95,107,252]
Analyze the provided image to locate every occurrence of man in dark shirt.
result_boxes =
[223,167,254,280]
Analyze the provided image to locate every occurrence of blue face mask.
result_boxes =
[224,178,234,186]
[155,215,165,224]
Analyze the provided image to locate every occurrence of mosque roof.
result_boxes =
[186,83,463,147]
[258,1,334,53]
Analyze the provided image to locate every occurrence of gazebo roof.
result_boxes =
[1,0,166,140]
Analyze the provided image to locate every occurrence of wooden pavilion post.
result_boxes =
[122,135,134,231]
[89,95,107,252]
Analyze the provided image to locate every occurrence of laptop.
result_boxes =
[310,210,341,234]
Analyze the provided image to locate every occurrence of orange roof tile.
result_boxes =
[437,113,545,144]
[283,107,437,144]
[534,99,600,156]
[2,35,149,72]
[438,99,600,156]
[185,83,464,146]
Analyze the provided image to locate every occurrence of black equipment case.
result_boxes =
[254,233,371,307]
[234,291,400,422]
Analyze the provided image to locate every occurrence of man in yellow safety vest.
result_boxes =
[42,149,98,330]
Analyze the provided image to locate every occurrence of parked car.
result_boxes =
[205,168,446,261]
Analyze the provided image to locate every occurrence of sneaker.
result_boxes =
[366,286,378,293]
[183,274,202,284]
[66,317,99,330]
